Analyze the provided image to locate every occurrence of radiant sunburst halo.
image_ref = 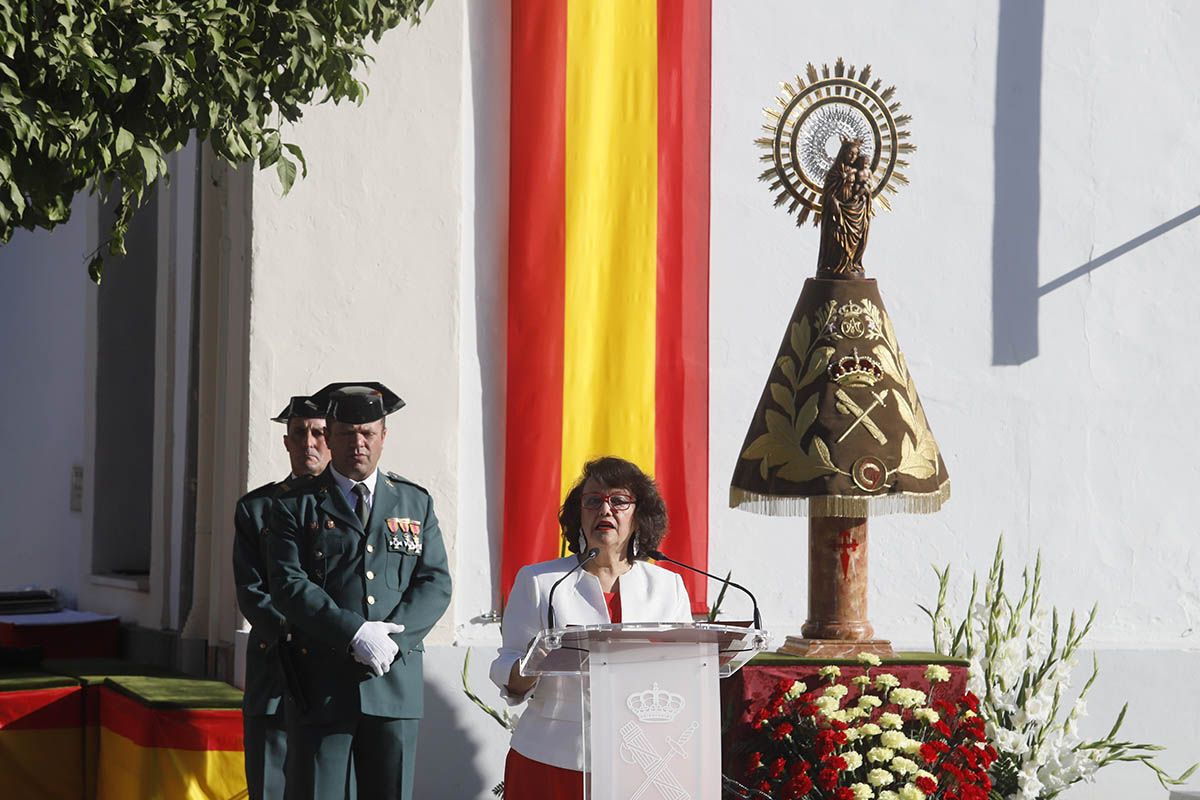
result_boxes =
[758,58,915,226]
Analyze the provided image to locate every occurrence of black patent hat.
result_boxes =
[271,395,328,423]
[313,382,405,424]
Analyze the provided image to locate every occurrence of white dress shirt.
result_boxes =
[488,556,692,771]
[329,465,378,515]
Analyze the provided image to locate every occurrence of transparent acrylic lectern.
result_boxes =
[520,623,769,800]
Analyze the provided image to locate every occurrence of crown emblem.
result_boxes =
[828,348,884,386]
[626,683,685,724]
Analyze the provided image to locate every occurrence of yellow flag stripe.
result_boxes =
[561,0,658,510]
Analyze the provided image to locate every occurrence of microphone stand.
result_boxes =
[648,549,763,630]
[546,547,600,630]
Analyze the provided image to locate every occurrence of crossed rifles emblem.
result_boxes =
[619,720,700,800]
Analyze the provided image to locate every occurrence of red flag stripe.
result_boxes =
[501,0,569,602]
[655,0,711,612]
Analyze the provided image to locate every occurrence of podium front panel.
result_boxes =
[583,639,720,800]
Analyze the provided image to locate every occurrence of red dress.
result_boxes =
[502,590,622,800]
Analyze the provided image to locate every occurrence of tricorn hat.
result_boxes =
[271,395,328,423]
[314,382,406,425]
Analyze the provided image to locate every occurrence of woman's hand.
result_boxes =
[507,660,538,696]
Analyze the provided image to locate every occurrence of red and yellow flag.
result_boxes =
[503,0,711,611]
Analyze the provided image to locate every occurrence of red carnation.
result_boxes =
[961,691,980,712]
[746,751,763,770]
[787,772,813,795]
[834,788,855,800]
[826,755,848,771]
[770,757,787,778]
[915,775,938,794]
[817,767,838,791]
[773,722,794,740]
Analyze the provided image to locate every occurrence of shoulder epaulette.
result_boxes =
[384,471,430,495]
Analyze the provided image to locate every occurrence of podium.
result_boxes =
[521,623,769,800]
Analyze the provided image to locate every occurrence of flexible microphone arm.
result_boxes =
[648,549,763,630]
[546,547,600,630]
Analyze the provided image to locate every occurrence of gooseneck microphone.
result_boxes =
[648,549,763,630]
[546,547,600,630]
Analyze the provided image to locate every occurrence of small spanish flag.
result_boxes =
[502,0,711,612]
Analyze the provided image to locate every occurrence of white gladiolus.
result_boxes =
[922,540,1190,800]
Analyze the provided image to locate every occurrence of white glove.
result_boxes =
[350,621,406,677]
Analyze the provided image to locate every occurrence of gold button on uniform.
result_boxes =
[258,642,266,650]
[366,570,375,580]
[315,550,323,557]
[366,544,375,553]
[367,595,376,605]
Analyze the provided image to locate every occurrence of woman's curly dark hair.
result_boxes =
[559,456,668,561]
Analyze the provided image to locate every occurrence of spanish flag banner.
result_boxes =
[503,0,711,611]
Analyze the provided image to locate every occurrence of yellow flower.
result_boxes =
[853,675,872,688]
[878,712,903,730]
[898,785,926,800]
[825,684,850,700]
[819,665,842,680]
[874,673,901,690]
[924,664,950,683]
[913,708,940,725]
[857,695,883,709]
[858,723,883,737]
[850,783,874,800]
[857,652,883,667]
[890,756,919,776]
[842,751,864,771]
[867,747,895,763]
[888,687,927,709]
[880,730,906,749]
[867,768,895,788]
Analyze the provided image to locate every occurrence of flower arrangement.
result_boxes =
[742,654,997,799]
[922,539,1197,799]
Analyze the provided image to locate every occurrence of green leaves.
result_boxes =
[0,0,435,281]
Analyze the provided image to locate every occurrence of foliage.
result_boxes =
[461,648,517,798]
[922,539,1197,799]
[0,0,431,281]
[707,569,734,622]
[741,655,997,799]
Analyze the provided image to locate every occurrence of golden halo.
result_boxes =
[757,58,915,226]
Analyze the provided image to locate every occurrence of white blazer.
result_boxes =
[489,556,693,771]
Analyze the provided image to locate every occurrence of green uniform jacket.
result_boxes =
[267,467,452,723]
[233,477,296,717]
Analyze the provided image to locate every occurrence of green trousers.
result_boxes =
[243,711,287,800]
[285,712,417,800]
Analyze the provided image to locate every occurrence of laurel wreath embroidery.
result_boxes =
[739,298,940,484]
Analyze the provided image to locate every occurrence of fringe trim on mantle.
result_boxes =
[728,480,951,518]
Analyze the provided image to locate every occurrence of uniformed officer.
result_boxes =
[233,395,330,800]
[268,382,452,800]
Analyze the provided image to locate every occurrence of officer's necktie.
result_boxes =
[353,482,370,527]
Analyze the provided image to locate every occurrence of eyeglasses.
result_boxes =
[581,492,636,512]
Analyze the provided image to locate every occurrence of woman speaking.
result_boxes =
[489,457,692,799]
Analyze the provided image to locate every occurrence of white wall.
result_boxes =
[0,199,91,608]
[246,2,466,645]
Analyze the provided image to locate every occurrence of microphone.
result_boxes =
[546,547,600,630]
[648,549,763,630]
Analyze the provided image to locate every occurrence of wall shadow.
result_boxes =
[414,673,491,798]
[991,0,1045,366]
[468,0,511,611]
[1039,205,1200,296]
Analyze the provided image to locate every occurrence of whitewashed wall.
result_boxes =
[0,200,91,608]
